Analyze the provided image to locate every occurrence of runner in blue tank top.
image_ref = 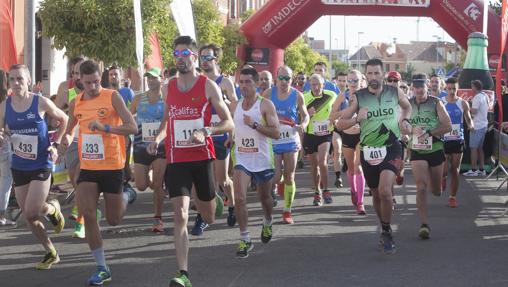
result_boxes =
[130,67,167,233]
[197,43,238,235]
[0,64,68,269]
[262,65,308,224]
[441,77,473,208]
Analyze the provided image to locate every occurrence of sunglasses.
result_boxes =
[278,75,291,81]
[387,79,399,83]
[200,55,216,62]
[400,86,408,90]
[347,79,359,83]
[173,49,195,58]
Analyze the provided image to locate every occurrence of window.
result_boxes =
[229,0,237,18]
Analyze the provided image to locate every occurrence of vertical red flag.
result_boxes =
[145,32,164,71]
[0,0,18,71]
[497,0,508,124]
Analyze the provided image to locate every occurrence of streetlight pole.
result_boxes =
[329,16,333,77]
[433,35,441,72]
[357,32,364,69]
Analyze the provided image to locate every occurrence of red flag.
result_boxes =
[145,32,164,72]
[497,0,508,124]
[0,0,18,71]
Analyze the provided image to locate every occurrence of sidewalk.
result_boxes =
[1,163,508,287]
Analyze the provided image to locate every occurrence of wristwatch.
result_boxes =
[252,122,259,130]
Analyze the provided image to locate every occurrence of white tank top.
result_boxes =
[234,96,273,172]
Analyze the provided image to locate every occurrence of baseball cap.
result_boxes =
[144,67,161,78]
[387,71,401,80]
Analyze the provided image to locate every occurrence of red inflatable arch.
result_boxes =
[239,0,505,77]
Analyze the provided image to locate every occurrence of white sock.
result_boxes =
[91,247,107,267]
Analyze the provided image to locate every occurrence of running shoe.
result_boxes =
[282,211,294,224]
[35,251,60,270]
[227,207,236,227]
[47,199,65,234]
[169,272,192,287]
[478,170,487,177]
[323,190,333,204]
[123,183,137,204]
[271,188,278,207]
[236,239,253,258]
[215,193,224,218]
[0,217,15,226]
[462,170,479,177]
[334,177,343,188]
[313,193,322,206]
[419,224,431,240]
[69,205,78,221]
[350,190,357,207]
[152,217,164,233]
[392,198,397,212]
[73,222,85,238]
[395,175,404,186]
[261,224,273,244]
[190,215,208,236]
[448,197,457,208]
[88,265,112,285]
[442,177,447,191]
[356,204,366,215]
[379,230,396,255]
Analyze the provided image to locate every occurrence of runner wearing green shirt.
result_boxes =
[408,74,451,240]
[339,59,412,254]
[303,74,336,206]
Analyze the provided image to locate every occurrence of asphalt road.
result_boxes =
[1,162,508,287]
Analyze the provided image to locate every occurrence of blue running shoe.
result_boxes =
[379,230,396,255]
[123,183,137,204]
[190,214,208,236]
[88,265,111,286]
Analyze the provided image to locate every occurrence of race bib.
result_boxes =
[444,124,461,141]
[11,134,38,160]
[275,125,297,144]
[81,134,105,160]
[173,118,205,148]
[411,133,432,151]
[235,127,260,153]
[363,146,387,166]
[313,120,330,136]
[141,122,160,142]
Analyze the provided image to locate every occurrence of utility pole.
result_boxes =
[25,0,36,79]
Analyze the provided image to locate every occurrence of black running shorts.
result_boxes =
[165,159,216,201]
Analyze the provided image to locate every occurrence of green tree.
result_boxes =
[332,60,349,76]
[39,0,169,67]
[192,0,224,47]
[284,37,328,75]
[400,63,415,82]
[220,23,247,75]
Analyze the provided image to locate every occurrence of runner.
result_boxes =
[339,59,412,254]
[303,62,340,95]
[129,67,166,232]
[331,71,348,188]
[429,74,448,99]
[262,65,308,224]
[332,70,366,215]
[147,36,232,287]
[442,77,473,207]
[408,73,452,239]
[0,64,68,269]
[231,67,280,257]
[258,70,273,94]
[303,74,337,206]
[58,60,138,285]
[196,43,238,233]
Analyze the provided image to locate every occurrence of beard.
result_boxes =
[368,80,381,89]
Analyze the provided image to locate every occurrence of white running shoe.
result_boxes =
[463,170,479,177]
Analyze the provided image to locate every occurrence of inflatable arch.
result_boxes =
[239,0,505,78]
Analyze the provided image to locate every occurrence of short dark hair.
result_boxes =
[471,80,483,91]
[70,56,85,66]
[429,74,440,79]
[173,36,197,52]
[445,77,458,84]
[365,58,383,70]
[412,73,428,81]
[240,67,259,82]
[336,72,348,77]
[108,65,121,72]
[314,61,327,68]
[199,44,222,60]
[80,60,101,75]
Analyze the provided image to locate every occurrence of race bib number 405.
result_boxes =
[142,122,160,142]
[363,146,387,166]
[173,118,204,148]
[81,134,105,160]
[11,134,38,160]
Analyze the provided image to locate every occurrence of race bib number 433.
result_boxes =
[81,134,105,160]
[11,134,38,160]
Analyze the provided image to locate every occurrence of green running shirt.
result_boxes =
[303,90,336,135]
[408,96,443,154]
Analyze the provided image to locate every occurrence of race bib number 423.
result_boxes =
[11,134,38,160]
[81,134,105,160]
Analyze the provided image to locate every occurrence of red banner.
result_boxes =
[497,0,508,124]
[145,32,163,71]
[0,0,17,71]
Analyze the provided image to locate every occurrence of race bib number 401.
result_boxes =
[363,146,387,166]
[11,134,38,160]
[81,134,105,160]
[173,118,204,148]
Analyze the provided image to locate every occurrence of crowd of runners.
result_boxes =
[0,35,492,286]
